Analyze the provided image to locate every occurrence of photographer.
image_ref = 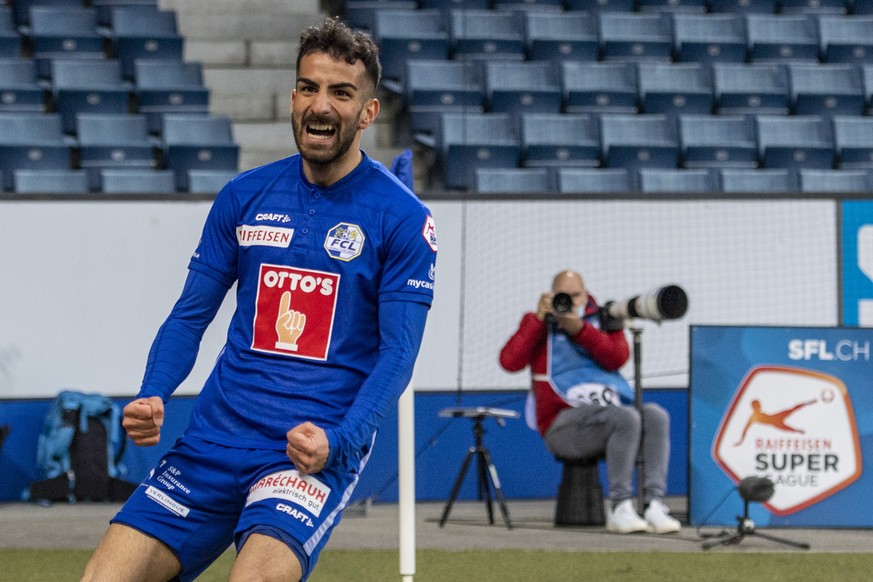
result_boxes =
[499,269,680,534]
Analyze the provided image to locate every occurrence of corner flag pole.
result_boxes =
[398,382,416,581]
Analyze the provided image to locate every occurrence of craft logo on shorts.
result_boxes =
[251,264,339,361]
[422,215,438,252]
[712,365,862,515]
[236,225,294,248]
[245,470,331,518]
[324,222,365,261]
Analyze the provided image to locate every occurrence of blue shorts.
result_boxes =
[112,436,362,581]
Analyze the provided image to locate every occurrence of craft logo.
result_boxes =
[246,470,331,518]
[712,365,862,515]
[324,223,364,261]
[422,215,438,252]
[251,264,339,361]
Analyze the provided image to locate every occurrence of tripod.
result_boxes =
[702,498,810,550]
[438,407,518,529]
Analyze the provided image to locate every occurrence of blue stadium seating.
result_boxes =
[419,0,489,12]
[76,113,156,190]
[745,14,820,63]
[0,6,20,58]
[344,0,417,32]
[709,0,776,14]
[817,15,873,64]
[863,64,873,113]
[160,114,239,191]
[492,0,563,11]
[12,0,81,27]
[448,10,526,61]
[598,12,673,62]
[557,167,637,193]
[754,114,835,169]
[637,62,714,118]
[712,63,790,115]
[133,59,209,133]
[0,58,45,112]
[523,11,598,64]
[106,5,184,78]
[679,114,758,168]
[373,9,449,82]
[483,60,562,117]
[719,168,799,192]
[187,169,237,194]
[26,6,105,78]
[99,168,176,193]
[474,167,553,194]
[854,0,873,14]
[671,13,747,64]
[433,112,521,190]
[778,0,847,14]
[787,63,865,118]
[92,0,159,27]
[638,167,718,192]
[635,0,707,12]
[599,113,679,170]
[798,169,872,192]
[13,169,88,193]
[565,0,634,12]
[832,115,873,169]
[401,59,484,135]
[0,112,72,191]
[561,61,639,114]
[50,58,131,133]
[519,113,600,168]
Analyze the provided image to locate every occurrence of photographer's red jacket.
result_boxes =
[499,297,630,435]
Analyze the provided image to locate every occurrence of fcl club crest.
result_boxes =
[712,365,862,515]
[324,223,365,261]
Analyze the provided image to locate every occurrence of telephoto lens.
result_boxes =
[551,292,573,314]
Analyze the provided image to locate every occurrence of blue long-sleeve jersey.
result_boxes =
[137,152,437,470]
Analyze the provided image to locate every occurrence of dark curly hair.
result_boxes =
[297,17,382,92]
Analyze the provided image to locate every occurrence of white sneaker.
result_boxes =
[607,499,649,534]
[644,499,682,534]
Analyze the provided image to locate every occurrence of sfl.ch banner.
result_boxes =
[690,326,873,527]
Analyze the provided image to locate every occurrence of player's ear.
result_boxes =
[358,98,379,130]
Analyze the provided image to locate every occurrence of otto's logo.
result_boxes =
[713,365,862,515]
[251,264,339,361]
[324,223,365,261]
[245,470,331,518]
[422,215,438,252]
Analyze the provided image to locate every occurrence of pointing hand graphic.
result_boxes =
[275,291,306,351]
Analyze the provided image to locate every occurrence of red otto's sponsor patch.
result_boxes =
[252,264,339,361]
[246,470,331,518]
[236,225,294,248]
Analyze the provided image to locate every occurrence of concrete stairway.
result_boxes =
[158,0,405,173]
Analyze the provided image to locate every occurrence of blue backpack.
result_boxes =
[26,390,137,503]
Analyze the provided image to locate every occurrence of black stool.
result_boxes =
[554,457,606,527]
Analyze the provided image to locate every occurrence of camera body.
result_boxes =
[551,292,574,314]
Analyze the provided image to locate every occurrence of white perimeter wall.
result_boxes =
[0,199,838,398]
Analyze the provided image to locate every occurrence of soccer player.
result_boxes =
[81,17,437,582]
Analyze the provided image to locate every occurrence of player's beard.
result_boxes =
[292,111,361,168]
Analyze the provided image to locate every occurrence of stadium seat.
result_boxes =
[561,61,639,114]
[401,59,484,135]
[99,168,176,193]
[0,7,20,58]
[798,168,873,192]
[373,10,449,82]
[778,0,847,13]
[863,64,873,113]
[76,113,156,190]
[832,115,873,169]
[433,112,521,190]
[187,169,237,194]
[745,14,820,63]
[854,0,873,13]
[473,167,553,194]
[91,0,159,26]
[712,63,790,115]
[13,169,88,193]
[671,13,747,64]
[719,168,799,192]
[817,15,873,64]
[106,5,184,78]
[343,0,417,32]
[708,0,776,13]
[598,12,673,62]
[492,0,563,11]
[133,59,209,133]
[160,114,239,191]
[26,6,105,78]
[0,112,72,191]
[787,64,865,118]
[523,11,598,64]
[12,0,81,27]
[637,62,714,118]
[679,114,758,168]
[519,113,600,168]
[448,10,526,61]
[50,58,131,133]
[754,115,835,170]
[638,168,718,193]
[483,61,562,117]
[599,113,679,170]
[0,58,45,112]
[557,167,637,193]
[635,0,707,12]
[565,0,634,12]
[419,0,490,12]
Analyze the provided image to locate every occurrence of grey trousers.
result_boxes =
[543,403,671,504]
